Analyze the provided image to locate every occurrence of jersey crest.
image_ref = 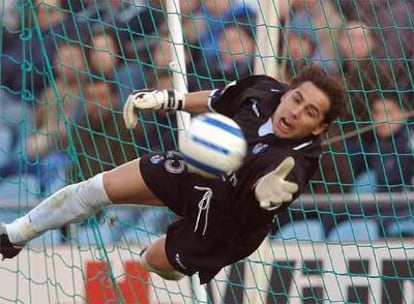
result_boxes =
[252,142,269,154]
[150,154,164,164]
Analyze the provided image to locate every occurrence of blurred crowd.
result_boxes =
[0,0,413,247]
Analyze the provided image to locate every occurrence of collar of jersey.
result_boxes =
[258,118,274,137]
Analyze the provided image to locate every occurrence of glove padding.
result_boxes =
[254,157,299,211]
[123,89,185,129]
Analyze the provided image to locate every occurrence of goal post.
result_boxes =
[253,0,283,79]
[166,0,191,132]
[0,0,413,303]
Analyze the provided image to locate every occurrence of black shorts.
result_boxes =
[139,151,269,283]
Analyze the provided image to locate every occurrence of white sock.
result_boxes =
[6,173,112,244]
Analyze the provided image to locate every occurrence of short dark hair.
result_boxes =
[290,65,347,124]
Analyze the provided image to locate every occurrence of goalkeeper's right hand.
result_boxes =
[123,89,186,129]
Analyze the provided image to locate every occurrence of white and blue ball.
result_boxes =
[179,113,247,178]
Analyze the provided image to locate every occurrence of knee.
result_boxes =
[140,244,185,281]
[143,243,170,271]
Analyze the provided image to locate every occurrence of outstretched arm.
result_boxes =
[123,89,213,129]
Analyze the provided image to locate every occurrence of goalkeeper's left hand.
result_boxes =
[254,157,299,211]
[123,89,185,129]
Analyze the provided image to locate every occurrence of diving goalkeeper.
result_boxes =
[0,65,346,284]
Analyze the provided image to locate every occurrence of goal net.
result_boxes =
[0,0,413,303]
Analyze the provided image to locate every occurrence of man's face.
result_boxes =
[90,35,118,76]
[372,98,404,138]
[272,81,330,139]
[338,22,373,59]
[218,26,255,64]
[55,44,85,81]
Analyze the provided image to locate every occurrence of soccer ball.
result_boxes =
[179,112,247,178]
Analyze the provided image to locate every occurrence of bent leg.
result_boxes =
[140,235,185,281]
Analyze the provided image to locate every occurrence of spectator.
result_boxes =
[77,0,166,60]
[216,20,255,74]
[308,17,378,196]
[178,0,204,45]
[109,0,167,102]
[336,20,376,76]
[0,0,20,31]
[34,0,66,30]
[189,17,256,90]
[99,0,165,58]
[25,42,87,161]
[85,25,122,80]
[67,79,121,174]
[328,20,377,122]
[284,11,318,80]
[0,40,118,194]
[282,0,343,74]
[348,93,414,193]
[362,1,414,99]
[82,78,118,124]
[0,0,94,98]
[0,39,88,246]
[196,0,256,66]
[325,92,414,240]
[313,1,412,196]
[337,0,413,100]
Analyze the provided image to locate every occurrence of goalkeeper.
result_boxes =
[0,65,346,284]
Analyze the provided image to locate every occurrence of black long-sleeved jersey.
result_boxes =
[205,75,322,238]
[140,74,324,283]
